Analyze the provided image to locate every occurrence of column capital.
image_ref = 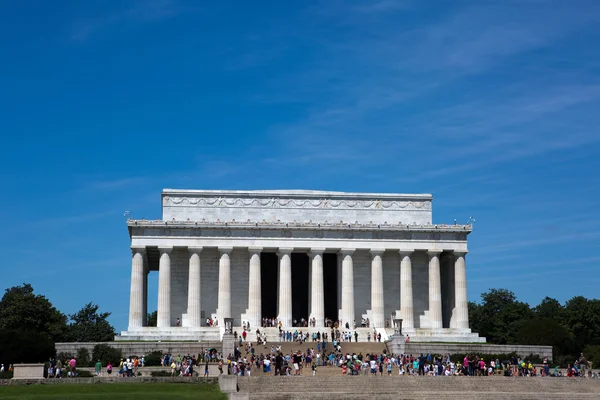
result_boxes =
[218,247,233,254]
[248,247,263,255]
[427,249,441,257]
[131,246,146,255]
[339,248,355,256]
[370,249,385,257]
[308,248,326,257]
[158,246,173,254]
[453,251,468,258]
[277,247,294,256]
[188,246,203,255]
[399,250,414,257]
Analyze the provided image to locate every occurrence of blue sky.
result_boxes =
[1,0,599,332]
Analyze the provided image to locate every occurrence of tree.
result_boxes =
[533,297,563,320]
[0,283,68,342]
[68,303,115,342]
[468,289,532,344]
[0,329,55,365]
[147,310,157,327]
[562,296,600,351]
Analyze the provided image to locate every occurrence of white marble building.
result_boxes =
[119,189,484,343]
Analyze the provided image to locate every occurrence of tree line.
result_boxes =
[0,284,115,366]
[469,289,600,366]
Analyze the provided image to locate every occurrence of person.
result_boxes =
[204,360,209,377]
[418,353,426,376]
[95,360,102,376]
[106,362,112,376]
[579,353,588,377]
[55,359,62,378]
[69,357,77,378]
[0,364,4,373]
[218,359,223,375]
[312,362,316,376]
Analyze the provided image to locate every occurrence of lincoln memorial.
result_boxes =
[118,189,484,343]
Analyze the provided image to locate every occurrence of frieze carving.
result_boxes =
[344,231,354,239]
[455,232,467,240]
[164,196,431,211]
[281,229,292,238]
[314,230,324,238]
[250,229,262,237]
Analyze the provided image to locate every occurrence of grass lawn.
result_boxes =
[0,383,227,400]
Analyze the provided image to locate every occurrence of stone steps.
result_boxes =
[235,376,600,399]
[247,393,600,400]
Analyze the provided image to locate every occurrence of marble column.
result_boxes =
[453,252,469,329]
[142,256,148,326]
[217,247,232,327]
[427,250,443,329]
[157,246,173,328]
[128,246,146,329]
[277,248,293,327]
[247,247,263,329]
[340,249,355,329]
[370,249,385,328]
[399,251,414,330]
[309,248,325,328]
[186,247,203,327]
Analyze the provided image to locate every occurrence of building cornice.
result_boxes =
[127,219,472,233]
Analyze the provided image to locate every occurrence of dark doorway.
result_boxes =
[261,252,278,319]
[291,253,309,324]
[323,253,338,322]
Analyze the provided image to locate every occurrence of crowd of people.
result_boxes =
[8,347,594,380]
[222,342,600,380]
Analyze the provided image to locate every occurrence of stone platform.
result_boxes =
[116,326,484,343]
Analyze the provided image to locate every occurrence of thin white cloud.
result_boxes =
[70,0,183,42]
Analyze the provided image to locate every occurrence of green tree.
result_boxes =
[533,297,563,320]
[68,303,115,342]
[0,328,55,365]
[468,288,533,344]
[0,284,68,342]
[147,310,157,327]
[518,317,573,355]
[562,296,600,351]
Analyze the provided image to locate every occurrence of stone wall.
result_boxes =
[404,343,553,360]
[0,376,218,386]
[55,341,222,357]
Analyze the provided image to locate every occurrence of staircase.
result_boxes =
[235,376,600,399]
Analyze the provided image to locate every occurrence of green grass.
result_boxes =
[0,383,227,400]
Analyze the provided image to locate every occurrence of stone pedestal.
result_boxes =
[222,332,235,362]
[12,363,45,379]
[387,334,407,356]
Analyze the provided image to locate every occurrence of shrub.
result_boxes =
[76,348,91,367]
[144,350,163,366]
[92,344,122,367]
[151,370,172,377]
[0,370,13,379]
[77,370,94,378]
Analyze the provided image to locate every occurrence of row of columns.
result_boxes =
[128,247,469,330]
